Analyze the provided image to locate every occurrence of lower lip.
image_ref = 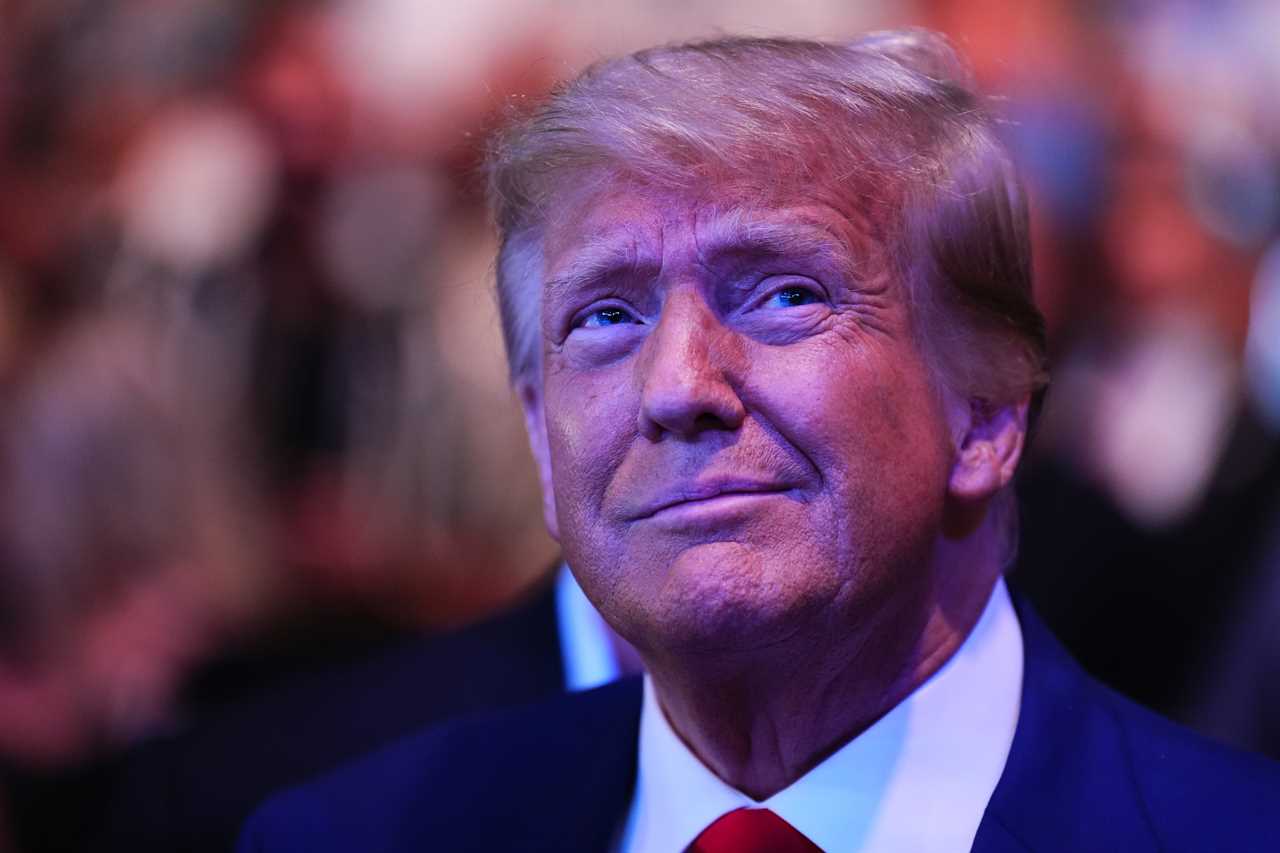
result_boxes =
[643,491,789,527]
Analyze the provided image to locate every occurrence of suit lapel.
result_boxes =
[475,677,643,853]
[547,679,643,852]
[971,599,1158,853]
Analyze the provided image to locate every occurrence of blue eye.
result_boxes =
[578,306,637,328]
[765,286,820,309]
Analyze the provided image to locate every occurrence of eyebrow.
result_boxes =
[544,235,661,307]
[693,211,857,274]
[543,208,862,305]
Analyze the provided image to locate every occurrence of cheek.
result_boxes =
[543,368,637,529]
[748,343,952,522]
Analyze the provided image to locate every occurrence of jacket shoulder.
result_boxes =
[237,677,643,853]
[987,596,1280,853]
[1103,687,1280,850]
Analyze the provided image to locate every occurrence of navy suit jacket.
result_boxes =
[240,598,1280,852]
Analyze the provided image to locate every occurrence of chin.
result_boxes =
[636,541,836,657]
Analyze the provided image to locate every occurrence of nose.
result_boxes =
[636,288,746,440]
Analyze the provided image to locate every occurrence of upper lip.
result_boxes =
[631,479,792,520]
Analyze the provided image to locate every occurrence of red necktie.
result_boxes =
[686,807,824,853]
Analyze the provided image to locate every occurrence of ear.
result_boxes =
[517,378,560,541]
[947,395,1029,502]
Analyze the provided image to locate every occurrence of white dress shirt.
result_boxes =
[618,579,1024,853]
[555,564,623,691]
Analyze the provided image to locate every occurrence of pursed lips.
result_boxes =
[630,479,795,521]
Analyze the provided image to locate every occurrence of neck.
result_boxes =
[643,534,1002,800]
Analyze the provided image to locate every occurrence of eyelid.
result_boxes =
[749,275,828,310]
[569,300,643,330]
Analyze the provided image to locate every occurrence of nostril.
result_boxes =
[694,413,727,431]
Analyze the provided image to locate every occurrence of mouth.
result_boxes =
[634,482,794,522]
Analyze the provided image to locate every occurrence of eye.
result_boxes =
[575,306,640,329]
[762,284,821,309]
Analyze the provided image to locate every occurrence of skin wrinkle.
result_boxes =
[544,242,648,319]
[513,169,894,379]
[550,198,893,338]
[658,570,951,792]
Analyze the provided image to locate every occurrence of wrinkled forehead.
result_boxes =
[538,174,893,291]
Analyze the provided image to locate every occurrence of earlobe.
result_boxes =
[948,396,1029,503]
[517,380,560,541]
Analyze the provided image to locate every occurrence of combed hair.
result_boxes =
[486,28,1048,408]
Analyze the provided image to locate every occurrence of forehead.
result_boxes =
[540,178,884,287]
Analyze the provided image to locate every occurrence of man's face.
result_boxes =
[524,181,964,658]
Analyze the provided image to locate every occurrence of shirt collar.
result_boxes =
[556,563,622,691]
[619,578,1023,853]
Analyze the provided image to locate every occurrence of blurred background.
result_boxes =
[1,0,1279,849]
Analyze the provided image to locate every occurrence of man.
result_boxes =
[240,29,1280,852]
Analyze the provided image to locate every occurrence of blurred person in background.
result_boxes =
[0,0,557,635]
[1009,0,1280,753]
[0,309,265,850]
[1,3,604,852]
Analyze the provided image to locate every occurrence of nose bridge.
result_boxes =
[636,284,744,439]
[649,286,718,374]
